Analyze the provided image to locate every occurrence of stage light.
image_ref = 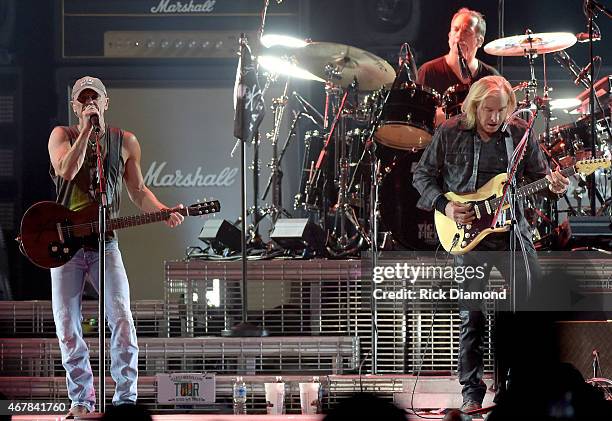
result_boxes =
[260,34,308,49]
[550,98,581,110]
[258,55,324,82]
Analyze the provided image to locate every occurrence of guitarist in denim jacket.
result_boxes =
[47,76,184,417]
[413,75,569,413]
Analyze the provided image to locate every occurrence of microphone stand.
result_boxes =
[365,54,413,373]
[494,111,538,312]
[224,34,267,337]
[93,124,107,413]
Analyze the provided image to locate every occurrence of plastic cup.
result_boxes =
[299,382,321,414]
[264,382,285,415]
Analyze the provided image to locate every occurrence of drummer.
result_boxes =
[417,7,498,124]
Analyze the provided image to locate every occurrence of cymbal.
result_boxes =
[294,42,396,90]
[484,32,577,57]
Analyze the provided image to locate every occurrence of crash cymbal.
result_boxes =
[484,32,577,57]
[294,42,396,91]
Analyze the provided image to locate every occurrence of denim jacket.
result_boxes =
[412,115,552,243]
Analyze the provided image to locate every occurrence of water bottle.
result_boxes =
[232,376,247,414]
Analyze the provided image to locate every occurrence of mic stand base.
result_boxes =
[222,322,269,337]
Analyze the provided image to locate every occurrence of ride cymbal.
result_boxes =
[484,32,577,57]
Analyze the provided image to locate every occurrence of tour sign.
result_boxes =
[156,373,216,405]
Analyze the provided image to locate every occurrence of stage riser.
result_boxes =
[2,257,610,376]
[0,337,358,377]
[0,375,406,413]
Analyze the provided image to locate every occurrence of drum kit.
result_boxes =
[255,29,610,253]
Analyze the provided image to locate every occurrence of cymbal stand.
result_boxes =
[261,77,292,224]
[520,30,539,108]
[541,53,559,228]
[245,72,275,244]
[330,78,372,254]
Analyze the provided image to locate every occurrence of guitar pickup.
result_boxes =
[56,223,64,243]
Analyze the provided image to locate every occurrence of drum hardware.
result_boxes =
[326,80,372,253]
[442,83,469,119]
[260,77,292,224]
[245,70,277,245]
[486,30,582,233]
[553,52,612,141]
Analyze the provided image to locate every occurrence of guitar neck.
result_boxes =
[105,209,184,231]
[491,166,576,208]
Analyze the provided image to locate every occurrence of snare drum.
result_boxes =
[374,83,439,150]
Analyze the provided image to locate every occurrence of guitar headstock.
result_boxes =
[575,158,611,176]
[187,199,221,216]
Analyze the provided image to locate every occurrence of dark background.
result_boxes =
[2,0,611,299]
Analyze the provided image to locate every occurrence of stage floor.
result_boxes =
[12,413,482,420]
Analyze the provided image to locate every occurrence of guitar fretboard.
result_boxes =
[489,166,576,210]
[106,209,183,231]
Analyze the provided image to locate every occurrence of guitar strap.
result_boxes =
[498,133,516,227]
[504,133,514,172]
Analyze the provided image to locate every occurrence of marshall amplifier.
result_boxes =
[58,0,306,60]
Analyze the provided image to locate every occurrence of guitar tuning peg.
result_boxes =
[196,199,200,203]
[203,197,208,202]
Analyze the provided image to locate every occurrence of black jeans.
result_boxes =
[454,233,541,404]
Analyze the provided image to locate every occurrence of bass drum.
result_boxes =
[378,149,439,250]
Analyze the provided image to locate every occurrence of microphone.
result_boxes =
[293,92,324,125]
[592,348,600,378]
[576,32,601,42]
[456,44,471,82]
[406,43,418,82]
[574,56,601,86]
[90,114,101,133]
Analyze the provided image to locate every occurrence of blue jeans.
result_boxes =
[51,241,138,411]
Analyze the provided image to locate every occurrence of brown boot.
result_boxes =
[66,405,90,419]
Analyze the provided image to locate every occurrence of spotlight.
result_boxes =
[260,34,308,48]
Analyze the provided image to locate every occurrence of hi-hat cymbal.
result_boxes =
[484,32,577,57]
[294,42,396,90]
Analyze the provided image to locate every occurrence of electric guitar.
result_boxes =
[435,158,610,255]
[18,200,220,269]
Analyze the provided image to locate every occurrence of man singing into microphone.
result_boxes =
[413,75,569,413]
[417,8,498,124]
[48,76,185,417]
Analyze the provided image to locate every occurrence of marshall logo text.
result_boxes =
[144,161,237,187]
[150,0,216,14]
